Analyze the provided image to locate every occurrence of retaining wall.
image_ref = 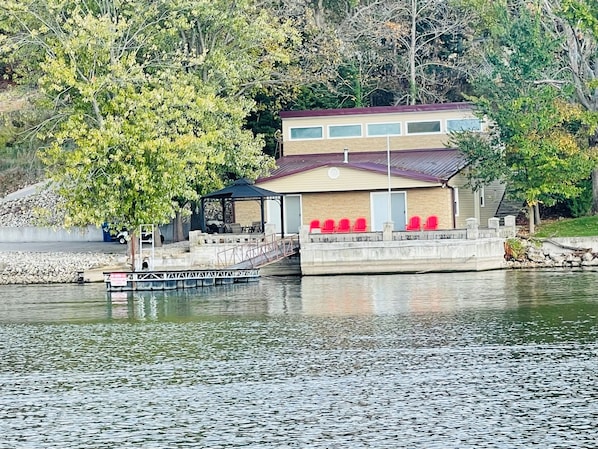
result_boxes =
[541,237,598,253]
[300,238,507,275]
[0,225,103,242]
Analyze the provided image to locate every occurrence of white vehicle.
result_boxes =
[116,229,163,244]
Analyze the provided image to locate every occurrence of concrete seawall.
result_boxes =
[300,238,508,275]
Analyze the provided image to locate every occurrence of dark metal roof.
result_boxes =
[202,178,281,200]
[257,149,467,184]
[280,102,473,119]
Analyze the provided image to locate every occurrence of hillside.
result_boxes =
[0,167,41,197]
[0,164,61,227]
[0,85,43,197]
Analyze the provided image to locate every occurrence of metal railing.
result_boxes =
[217,234,300,268]
[200,233,267,245]
[308,227,514,243]
[308,232,383,243]
[393,229,468,241]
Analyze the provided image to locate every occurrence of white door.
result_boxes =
[266,198,282,233]
[266,195,302,234]
[371,192,406,231]
[284,195,302,234]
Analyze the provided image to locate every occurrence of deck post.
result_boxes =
[503,215,516,232]
[383,222,394,241]
[488,217,500,236]
[466,218,479,240]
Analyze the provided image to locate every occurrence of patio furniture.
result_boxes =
[423,215,439,231]
[225,223,243,234]
[309,219,321,232]
[405,216,421,231]
[337,218,351,233]
[251,221,263,233]
[353,217,367,232]
[321,219,336,233]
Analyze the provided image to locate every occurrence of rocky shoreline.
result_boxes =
[0,184,127,285]
[2,242,598,286]
[1,180,596,284]
[0,251,123,285]
[506,238,598,270]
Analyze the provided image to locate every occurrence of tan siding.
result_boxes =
[233,201,263,228]
[450,173,475,228]
[302,192,372,229]
[480,180,506,225]
[457,189,476,228]
[282,108,482,155]
[258,166,438,193]
[405,188,454,229]
[282,134,450,156]
[449,175,505,228]
[299,188,454,230]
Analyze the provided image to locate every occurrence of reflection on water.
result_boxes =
[0,270,597,448]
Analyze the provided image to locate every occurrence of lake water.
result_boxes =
[0,270,597,448]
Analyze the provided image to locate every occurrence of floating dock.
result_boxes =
[104,268,260,292]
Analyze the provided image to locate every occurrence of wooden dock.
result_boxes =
[104,268,260,292]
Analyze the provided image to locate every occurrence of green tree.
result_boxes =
[0,0,291,266]
[452,4,598,233]
[546,0,598,211]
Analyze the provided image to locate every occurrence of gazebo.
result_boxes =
[198,178,285,237]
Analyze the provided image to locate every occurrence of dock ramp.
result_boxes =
[218,234,300,269]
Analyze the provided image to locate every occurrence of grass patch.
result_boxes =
[534,216,598,238]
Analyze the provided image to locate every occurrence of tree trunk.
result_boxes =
[173,210,185,242]
[534,203,541,227]
[528,204,535,235]
[153,227,162,247]
[591,168,598,214]
[128,233,139,272]
[408,0,417,105]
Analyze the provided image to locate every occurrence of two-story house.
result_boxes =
[250,102,505,234]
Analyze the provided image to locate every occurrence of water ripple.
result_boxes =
[1,271,597,448]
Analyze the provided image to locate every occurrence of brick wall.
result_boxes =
[405,188,453,229]
[302,191,371,228]
[233,201,262,226]
[233,187,455,232]
[302,187,453,230]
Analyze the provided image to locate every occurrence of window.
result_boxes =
[447,118,483,132]
[406,120,441,134]
[367,122,401,137]
[328,124,362,138]
[289,126,323,140]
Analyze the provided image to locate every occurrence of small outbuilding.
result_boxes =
[197,178,285,237]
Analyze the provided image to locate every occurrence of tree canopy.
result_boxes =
[0,0,289,234]
[2,0,598,239]
[451,2,598,232]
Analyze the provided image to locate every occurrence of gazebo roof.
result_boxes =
[202,178,281,200]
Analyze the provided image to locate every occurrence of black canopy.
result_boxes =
[199,179,285,237]
[202,178,282,200]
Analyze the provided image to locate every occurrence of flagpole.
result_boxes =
[387,134,392,223]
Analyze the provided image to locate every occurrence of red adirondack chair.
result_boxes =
[321,219,336,233]
[337,218,351,233]
[423,215,439,231]
[309,219,321,232]
[352,217,367,232]
[405,216,421,231]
